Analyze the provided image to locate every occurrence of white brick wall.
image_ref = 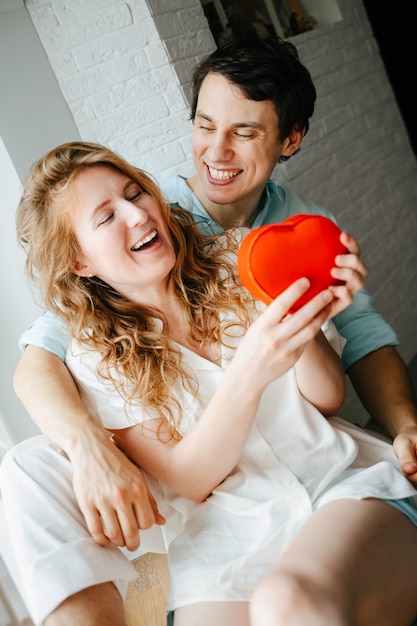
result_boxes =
[25,0,417,424]
[25,0,213,182]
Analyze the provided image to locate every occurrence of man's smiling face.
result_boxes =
[191,72,283,213]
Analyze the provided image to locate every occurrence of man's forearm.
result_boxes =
[13,346,165,547]
[347,345,417,438]
[13,345,106,454]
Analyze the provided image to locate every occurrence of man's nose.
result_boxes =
[206,131,233,161]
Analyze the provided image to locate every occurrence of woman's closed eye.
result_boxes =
[98,212,114,226]
[126,182,143,202]
[127,191,142,202]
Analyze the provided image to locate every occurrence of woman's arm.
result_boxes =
[295,330,345,416]
[114,280,335,502]
[14,346,165,550]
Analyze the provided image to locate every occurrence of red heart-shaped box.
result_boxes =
[237,214,348,312]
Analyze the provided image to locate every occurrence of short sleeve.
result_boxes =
[18,310,70,363]
[321,319,347,357]
[66,340,158,430]
[333,289,398,370]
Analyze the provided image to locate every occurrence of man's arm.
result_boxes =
[13,345,165,550]
[348,345,417,485]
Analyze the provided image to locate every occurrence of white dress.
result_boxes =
[66,316,417,611]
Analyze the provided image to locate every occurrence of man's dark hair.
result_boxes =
[190,35,316,143]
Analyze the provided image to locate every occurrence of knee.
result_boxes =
[0,441,26,485]
[43,582,126,626]
[250,571,303,625]
[0,435,71,497]
[250,570,342,626]
[1,436,44,476]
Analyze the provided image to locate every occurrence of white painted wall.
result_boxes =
[0,137,37,624]
[0,138,41,444]
[0,4,80,443]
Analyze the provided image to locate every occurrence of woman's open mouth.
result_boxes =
[131,230,158,251]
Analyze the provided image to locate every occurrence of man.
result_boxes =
[3,36,417,626]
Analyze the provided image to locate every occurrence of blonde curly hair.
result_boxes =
[17,141,256,436]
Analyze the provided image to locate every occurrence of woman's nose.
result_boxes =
[124,202,147,227]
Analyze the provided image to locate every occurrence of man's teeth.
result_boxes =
[131,230,157,251]
[207,166,239,180]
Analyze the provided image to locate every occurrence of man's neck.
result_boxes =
[187,175,265,230]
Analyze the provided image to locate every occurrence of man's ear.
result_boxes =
[280,128,305,158]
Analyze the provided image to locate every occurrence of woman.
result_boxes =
[16,141,417,626]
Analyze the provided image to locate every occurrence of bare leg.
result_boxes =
[174,601,249,626]
[251,498,417,626]
[43,582,126,626]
